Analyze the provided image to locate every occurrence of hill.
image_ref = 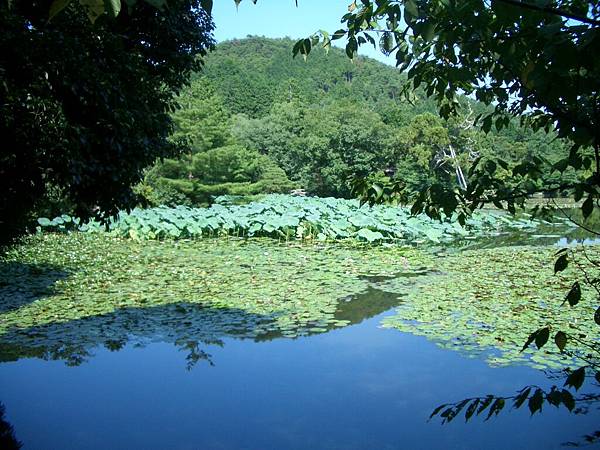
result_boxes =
[198,36,437,118]
[135,37,577,206]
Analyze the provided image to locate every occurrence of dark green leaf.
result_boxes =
[563,282,581,307]
[521,329,538,352]
[464,399,479,421]
[554,331,567,352]
[332,29,346,40]
[513,387,531,409]
[534,327,549,349]
[554,254,568,274]
[485,398,505,420]
[429,403,447,419]
[404,0,418,17]
[200,0,213,14]
[476,396,494,415]
[528,388,544,415]
[422,22,436,42]
[560,389,575,411]
[105,0,121,18]
[582,195,594,219]
[564,367,586,391]
[49,0,72,19]
[546,388,562,407]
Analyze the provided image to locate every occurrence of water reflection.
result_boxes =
[0,403,21,450]
[0,303,271,366]
[0,284,405,367]
[1,309,597,450]
[451,228,600,251]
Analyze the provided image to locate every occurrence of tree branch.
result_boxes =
[495,0,600,27]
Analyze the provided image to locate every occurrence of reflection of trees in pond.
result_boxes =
[0,403,21,450]
[333,285,404,326]
[254,285,403,341]
[0,302,270,367]
[430,371,600,447]
[456,207,600,250]
[0,285,404,367]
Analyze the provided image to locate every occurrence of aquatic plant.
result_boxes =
[2,231,596,372]
[381,245,600,370]
[36,194,549,244]
[0,233,423,364]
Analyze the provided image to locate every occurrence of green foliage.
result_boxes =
[170,78,233,153]
[139,145,295,206]
[297,1,599,238]
[203,37,575,201]
[0,0,214,244]
[301,1,600,149]
[137,74,296,206]
[38,194,544,244]
[381,245,599,371]
[200,36,419,118]
[429,385,583,425]
[233,100,396,197]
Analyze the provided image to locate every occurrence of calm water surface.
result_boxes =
[1,301,598,449]
[2,218,600,449]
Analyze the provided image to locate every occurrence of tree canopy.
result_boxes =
[297,0,599,217]
[0,0,214,244]
[198,37,574,199]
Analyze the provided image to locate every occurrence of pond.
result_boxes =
[1,298,598,450]
[1,206,599,449]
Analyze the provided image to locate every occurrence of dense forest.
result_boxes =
[137,36,578,207]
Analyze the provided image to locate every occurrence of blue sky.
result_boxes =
[211,0,395,65]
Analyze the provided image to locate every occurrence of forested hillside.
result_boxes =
[198,36,437,118]
[138,36,579,206]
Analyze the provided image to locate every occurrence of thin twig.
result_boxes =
[551,199,600,236]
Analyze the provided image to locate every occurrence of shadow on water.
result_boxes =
[0,279,409,367]
[0,403,21,450]
[0,302,276,367]
[0,262,69,314]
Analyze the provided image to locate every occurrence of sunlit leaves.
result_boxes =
[295,0,600,224]
[380,243,598,371]
[0,232,426,357]
[37,194,540,246]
